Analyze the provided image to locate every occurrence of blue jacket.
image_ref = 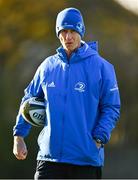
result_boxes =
[13,41,121,166]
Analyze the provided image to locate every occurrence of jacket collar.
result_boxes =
[56,41,98,64]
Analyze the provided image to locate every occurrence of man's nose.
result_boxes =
[66,32,72,40]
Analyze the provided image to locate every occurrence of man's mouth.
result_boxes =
[66,42,73,45]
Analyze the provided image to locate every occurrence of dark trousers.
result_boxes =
[34,160,102,179]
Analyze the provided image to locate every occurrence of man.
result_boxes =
[13,7,121,179]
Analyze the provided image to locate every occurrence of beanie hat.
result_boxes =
[56,8,85,38]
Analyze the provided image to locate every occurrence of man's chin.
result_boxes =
[65,46,74,51]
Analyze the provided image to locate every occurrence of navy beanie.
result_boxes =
[56,8,85,38]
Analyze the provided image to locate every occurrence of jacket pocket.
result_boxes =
[87,132,101,152]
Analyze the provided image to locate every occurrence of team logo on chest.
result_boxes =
[74,82,86,92]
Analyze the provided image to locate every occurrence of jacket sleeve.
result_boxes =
[13,66,44,138]
[93,61,121,144]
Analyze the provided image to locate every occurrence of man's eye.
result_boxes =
[62,30,67,33]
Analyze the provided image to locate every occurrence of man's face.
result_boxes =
[59,29,81,56]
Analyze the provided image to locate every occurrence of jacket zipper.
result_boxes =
[59,62,70,160]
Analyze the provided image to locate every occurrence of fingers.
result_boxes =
[94,140,102,149]
[14,150,28,160]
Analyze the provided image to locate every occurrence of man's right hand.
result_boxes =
[13,136,28,160]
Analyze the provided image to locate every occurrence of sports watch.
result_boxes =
[94,138,104,147]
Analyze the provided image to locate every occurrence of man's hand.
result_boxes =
[13,136,28,160]
[94,138,103,148]
[95,141,102,148]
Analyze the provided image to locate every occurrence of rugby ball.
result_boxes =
[20,97,46,127]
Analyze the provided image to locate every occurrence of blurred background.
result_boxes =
[0,0,138,178]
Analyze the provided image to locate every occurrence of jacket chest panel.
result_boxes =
[46,64,89,94]
[42,62,100,101]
